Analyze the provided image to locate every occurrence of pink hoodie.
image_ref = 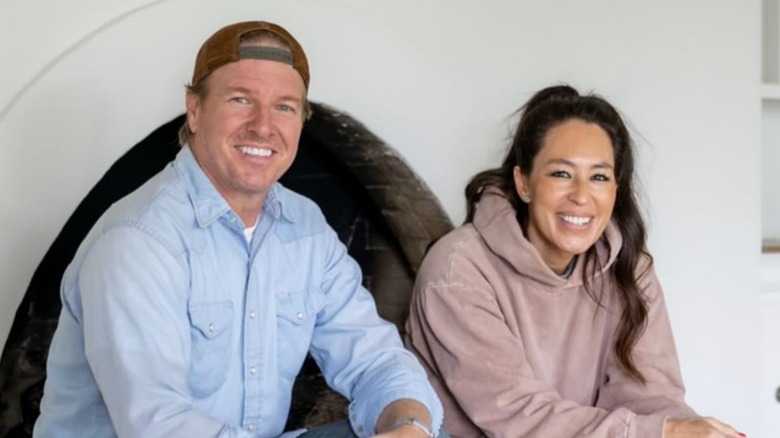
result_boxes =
[405,192,696,437]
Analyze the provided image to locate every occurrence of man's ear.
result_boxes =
[185,91,201,135]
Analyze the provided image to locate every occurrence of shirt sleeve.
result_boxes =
[594,265,698,421]
[409,273,684,438]
[75,226,260,438]
[306,229,443,438]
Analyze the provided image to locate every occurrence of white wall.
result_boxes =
[0,0,762,435]
[763,100,780,239]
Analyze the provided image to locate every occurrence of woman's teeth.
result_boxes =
[561,215,591,226]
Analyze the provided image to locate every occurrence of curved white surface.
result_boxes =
[0,1,764,435]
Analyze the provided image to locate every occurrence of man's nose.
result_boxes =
[247,105,272,135]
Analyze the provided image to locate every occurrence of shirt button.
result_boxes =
[296,311,304,320]
[356,425,364,433]
[249,367,257,375]
[208,323,215,333]
[247,424,255,431]
[249,311,256,319]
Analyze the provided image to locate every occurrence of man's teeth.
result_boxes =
[561,215,591,226]
[239,146,272,157]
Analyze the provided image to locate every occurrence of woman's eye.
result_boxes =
[550,170,570,178]
[592,174,611,182]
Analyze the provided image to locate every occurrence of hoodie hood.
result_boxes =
[472,190,622,289]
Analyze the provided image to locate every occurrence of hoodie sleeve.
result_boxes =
[594,265,697,421]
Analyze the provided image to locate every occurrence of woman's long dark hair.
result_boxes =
[465,85,651,383]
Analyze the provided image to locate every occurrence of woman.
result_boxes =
[405,85,743,438]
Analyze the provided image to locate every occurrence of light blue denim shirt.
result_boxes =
[34,146,442,438]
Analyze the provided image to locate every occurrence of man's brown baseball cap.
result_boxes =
[191,21,310,89]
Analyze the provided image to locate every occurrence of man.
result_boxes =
[34,21,443,438]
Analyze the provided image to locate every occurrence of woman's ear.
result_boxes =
[513,166,531,203]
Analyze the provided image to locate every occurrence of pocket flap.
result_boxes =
[189,301,233,339]
[276,292,312,326]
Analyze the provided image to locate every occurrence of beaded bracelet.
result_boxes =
[391,417,434,438]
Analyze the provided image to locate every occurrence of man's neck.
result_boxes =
[234,201,263,227]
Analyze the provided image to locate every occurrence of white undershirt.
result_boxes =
[243,222,258,243]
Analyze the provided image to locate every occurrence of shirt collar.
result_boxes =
[175,145,299,227]
[263,183,299,224]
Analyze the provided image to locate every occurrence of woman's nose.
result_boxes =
[568,179,589,205]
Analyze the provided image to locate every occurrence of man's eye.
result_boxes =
[230,97,249,104]
[277,103,296,113]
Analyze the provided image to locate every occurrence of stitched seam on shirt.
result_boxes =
[431,226,499,304]
[624,410,633,438]
[63,222,189,317]
[89,166,189,259]
[440,226,479,283]
[109,220,186,260]
[423,280,497,306]
[353,362,412,391]
[74,222,189,287]
[349,362,433,432]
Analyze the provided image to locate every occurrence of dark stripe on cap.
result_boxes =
[239,46,294,65]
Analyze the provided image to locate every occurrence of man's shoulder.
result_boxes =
[111,166,187,223]
[61,166,190,293]
[274,184,329,233]
[275,183,320,210]
[91,165,191,249]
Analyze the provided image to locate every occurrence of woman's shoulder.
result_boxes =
[416,223,495,289]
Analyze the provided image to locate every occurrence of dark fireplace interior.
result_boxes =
[0,102,453,437]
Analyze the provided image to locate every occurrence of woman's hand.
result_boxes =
[664,417,745,437]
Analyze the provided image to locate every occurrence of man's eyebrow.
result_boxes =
[224,85,252,94]
[222,87,303,104]
[277,94,303,103]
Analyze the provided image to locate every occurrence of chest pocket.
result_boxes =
[276,291,321,379]
[188,301,234,397]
